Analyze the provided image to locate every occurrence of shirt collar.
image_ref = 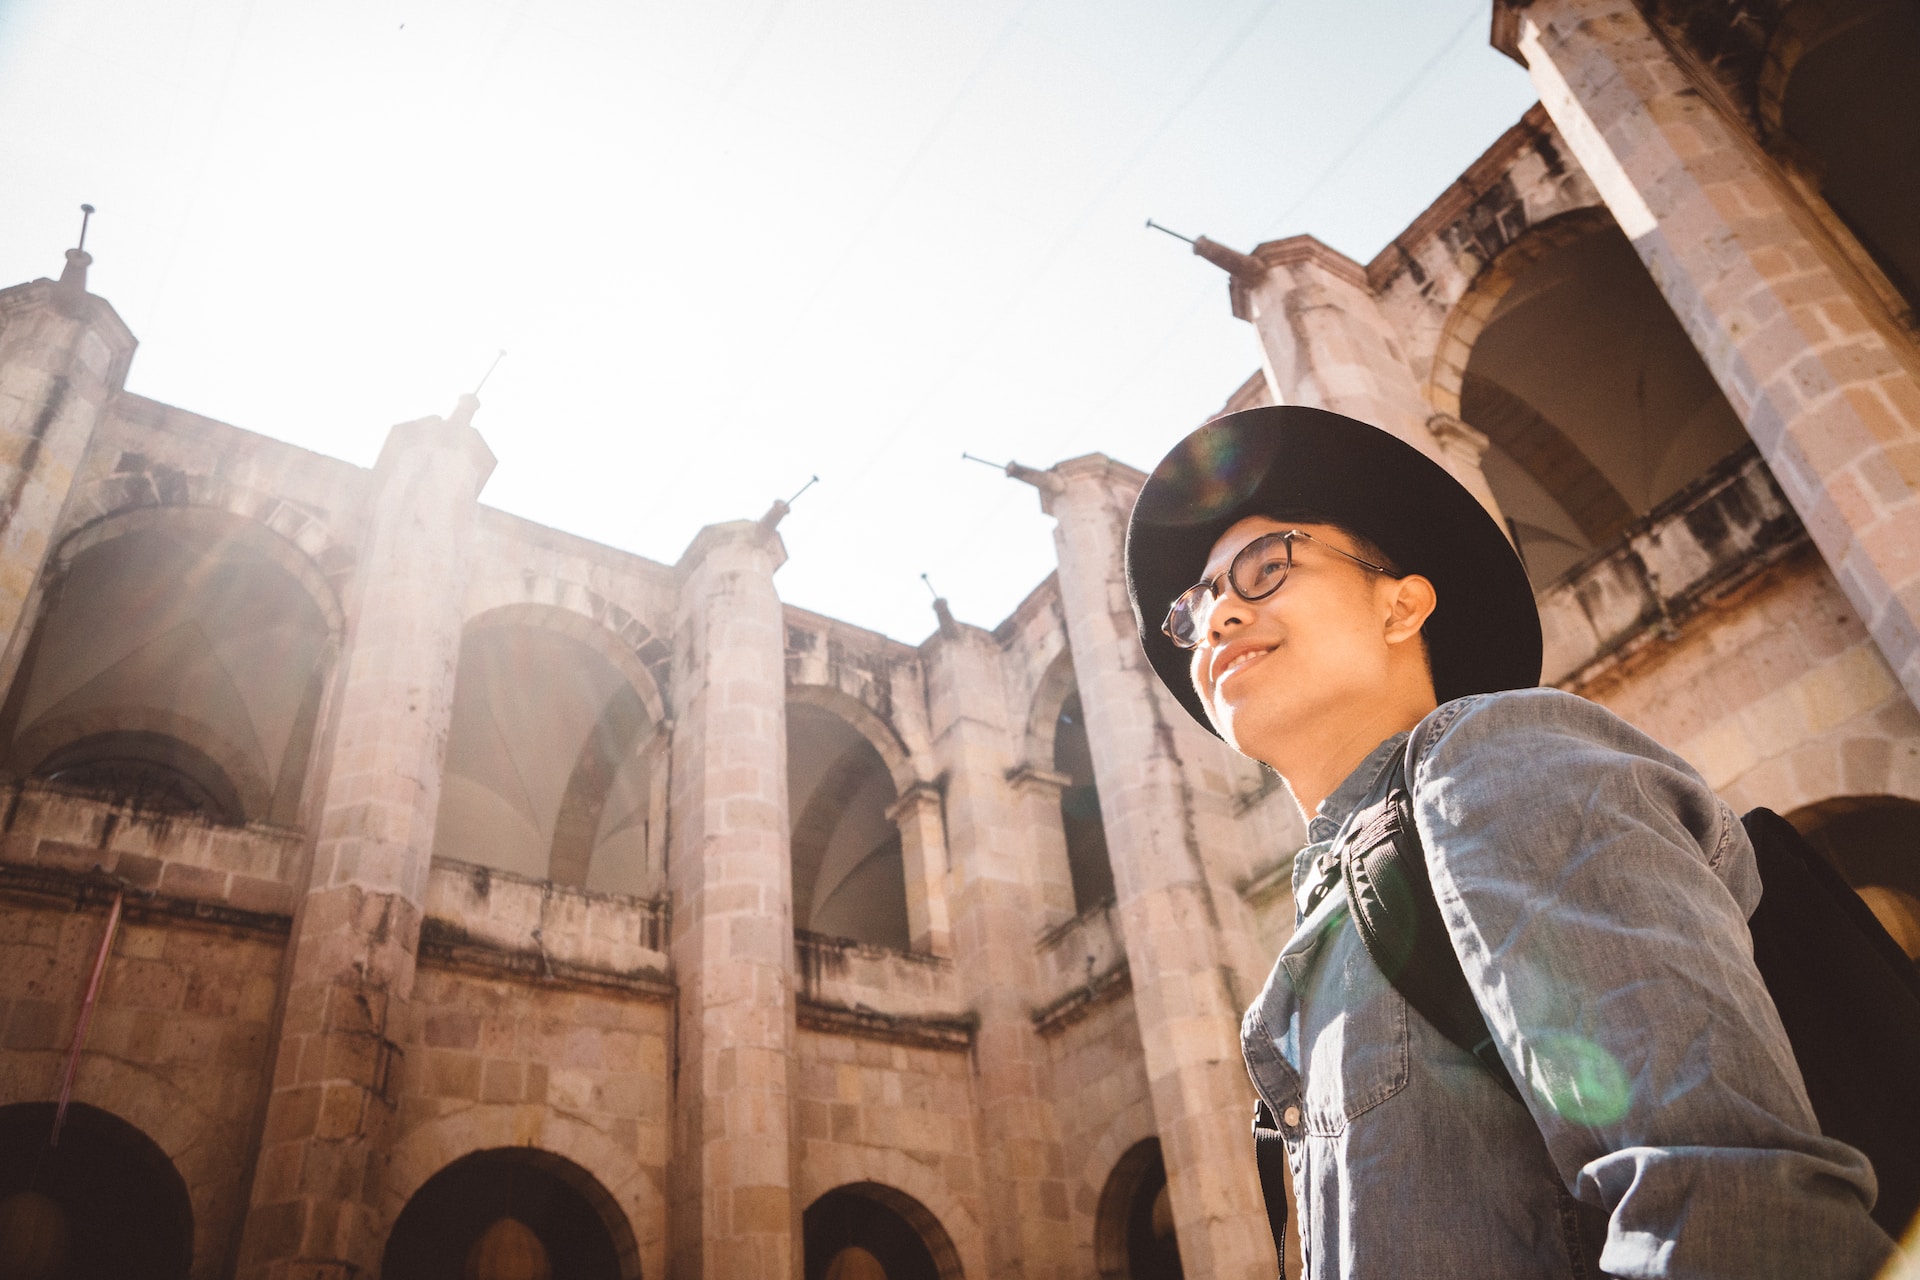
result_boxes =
[1303,732,1409,844]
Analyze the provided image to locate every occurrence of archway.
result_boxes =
[1093,1139,1182,1280]
[1788,795,1920,960]
[1447,212,1751,586]
[1763,0,1920,317]
[433,618,660,894]
[788,702,910,950]
[382,1147,639,1280]
[0,1102,193,1280]
[1054,690,1114,913]
[0,510,338,826]
[803,1183,961,1280]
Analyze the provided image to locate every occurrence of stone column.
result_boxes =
[0,253,137,694]
[667,520,795,1279]
[1006,765,1077,928]
[1502,0,1920,706]
[1228,236,1508,528]
[1041,456,1275,1279]
[237,402,494,1278]
[923,619,1075,1280]
[887,781,953,956]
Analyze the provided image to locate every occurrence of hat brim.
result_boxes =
[1125,406,1541,737]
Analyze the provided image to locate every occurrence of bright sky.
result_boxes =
[0,0,1536,642]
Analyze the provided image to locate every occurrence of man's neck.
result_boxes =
[1275,696,1435,816]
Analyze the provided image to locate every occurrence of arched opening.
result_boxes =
[0,515,336,826]
[1456,216,1751,586]
[1054,690,1114,913]
[789,702,910,950]
[433,621,659,894]
[382,1147,639,1280]
[1774,0,1920,317]
[0,1102,193,1280]
[1093,1139,1182,1280]
[1788,795,1920,961]
[802,1183,961,1280]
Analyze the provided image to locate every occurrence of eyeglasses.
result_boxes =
[1161,529,1402,649]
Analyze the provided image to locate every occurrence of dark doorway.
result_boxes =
[803,1184,955,1280]
[1789,795,1920,962]
[382,1147,634,1280]
[0,1102,192,1280]
[1095,1138,1183,1280]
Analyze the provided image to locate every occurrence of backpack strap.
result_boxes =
[1251,1099,1290,1278]
[1341,751,1521,1100]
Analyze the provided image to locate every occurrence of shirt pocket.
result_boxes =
[1281,909,1411,1136]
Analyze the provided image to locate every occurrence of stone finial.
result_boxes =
[447,392,481,429]
[932,596,960,639]
[54,204,96,313]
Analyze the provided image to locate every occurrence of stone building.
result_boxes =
[0,0,1916,1276]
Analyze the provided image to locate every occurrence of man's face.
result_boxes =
[1188,517,1408,761]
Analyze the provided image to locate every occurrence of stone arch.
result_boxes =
[381,1109,661,1280]
[383,1145,642,1280]
[1023,647,1114,916]
[1424,205,1618,421]
[1025,646,1081,768]
[54,505,345,643]
[435,606,667,891]
[0,1101,194,1280]
[58,470,354,592]
[1753,0,1920,321]
[463,567,675,712]
[3,505,344,826]
[466,603,666,728]
[1428,204,1754,585]
[803,1182,964,1280]
[787,692,915,949]
[1784,794,1920,958]
[796,1149,984,1280]
[1092,1137,1181,1279]
[788,682,919,796]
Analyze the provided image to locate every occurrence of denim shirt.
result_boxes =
[1241,688,1896,1280]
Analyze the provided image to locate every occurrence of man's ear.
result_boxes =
[1382,573,1437,645]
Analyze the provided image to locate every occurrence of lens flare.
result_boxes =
[1525,1032,1632,1127]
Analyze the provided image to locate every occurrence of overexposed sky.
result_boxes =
[0,0,1536,641]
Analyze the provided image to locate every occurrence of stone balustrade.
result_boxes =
[1540,446,1807,685]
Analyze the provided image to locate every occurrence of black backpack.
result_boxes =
[1251,754,1920,1270]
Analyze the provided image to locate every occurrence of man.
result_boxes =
[1123,406,1898,1279]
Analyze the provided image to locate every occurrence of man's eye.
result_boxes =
[1252,557,1286,582]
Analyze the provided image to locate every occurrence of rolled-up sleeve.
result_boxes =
[1409,689,1896,1280]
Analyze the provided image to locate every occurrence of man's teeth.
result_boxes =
[1222,649,1268,678]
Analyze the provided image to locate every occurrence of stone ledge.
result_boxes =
[416,916,674,1000]
[1030,961,1131,1038]
[0,861,291,937]
[795,998,977,1051]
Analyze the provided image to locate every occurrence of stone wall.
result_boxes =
[0,891,283,1278]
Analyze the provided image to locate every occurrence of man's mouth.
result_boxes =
[1215,646,1272,685]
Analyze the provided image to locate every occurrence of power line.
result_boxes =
[841,0,1290,492]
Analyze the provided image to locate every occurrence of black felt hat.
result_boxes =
[1125,405,1541,736]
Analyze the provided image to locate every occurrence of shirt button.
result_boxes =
[1282,1105,1301,1128]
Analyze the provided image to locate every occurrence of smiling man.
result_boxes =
[1123,406,1897,1279]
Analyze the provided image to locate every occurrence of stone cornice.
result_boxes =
[795,998,977,1051]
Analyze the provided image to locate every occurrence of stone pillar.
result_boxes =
[238,402,494,1278]
[1502,0,1920,706]
[923,620,1075,1280]
[1041,456,1275,1280]
[1006,764,1077,928]
[667,520,795,1279]
[0,253,137,694]
[1228,236,1508,527]
[887,781,953,956]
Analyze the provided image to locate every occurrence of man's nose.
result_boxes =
[1207,594,1251,642]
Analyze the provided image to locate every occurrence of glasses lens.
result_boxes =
[1165,583,1214,648]
[1231,533,1292,601]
